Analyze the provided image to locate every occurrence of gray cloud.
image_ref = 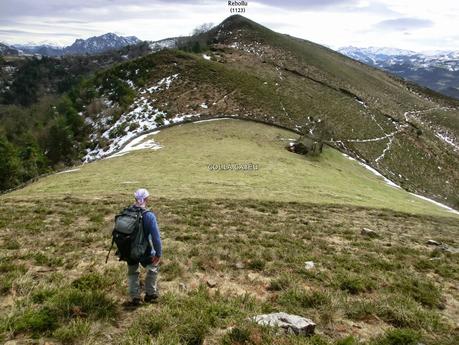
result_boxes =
[0,0,360,18]
[340,1,399,15]
[0,29,75,36]
[374,17,434,31]
[0,0,208,17]
[0,1,195,24]
[0,0,456,51]
[254,0,358,10]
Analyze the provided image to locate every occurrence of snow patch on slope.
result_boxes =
[343,153,401,189]
[343,153,459,215]
[83,74,193,162]
[435,131,459,151]
[56,168,81,175]
[409,193,459,215]
[106,131,162,159]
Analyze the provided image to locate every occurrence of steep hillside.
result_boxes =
[67,15,459,209]
[1,120,458,345]
[0,43,153,191]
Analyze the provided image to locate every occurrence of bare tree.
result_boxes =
[191,23,214,36]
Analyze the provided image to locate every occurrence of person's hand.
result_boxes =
[151,256,161,266]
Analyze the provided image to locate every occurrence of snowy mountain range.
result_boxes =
[64,33,140,55]
[148,37,179,52]
[4,35,459,100]
[0,43,20,55]
[4,33,141,56]
[12,43,63,56]
[338,46,459,99]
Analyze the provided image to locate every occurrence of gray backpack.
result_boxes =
[106,206,149,263]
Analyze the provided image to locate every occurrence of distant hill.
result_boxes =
[12,43,64,57]
[0,43,19,55]
[148,37,180,52]
[338,46,459,99]
[11,33,141,56]
[64,33,140,55]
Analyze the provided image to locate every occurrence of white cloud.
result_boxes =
[0,0,457,51]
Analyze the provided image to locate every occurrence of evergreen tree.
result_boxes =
[18,136,48,181]
[0,136,20,190]
[45,116,75,165]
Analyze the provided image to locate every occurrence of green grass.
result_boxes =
[6,120,457,218]
[166,19,459,208]
[0,120,458,344]
[0,195,457,344]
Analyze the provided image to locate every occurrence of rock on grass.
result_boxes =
[251,312,316,336]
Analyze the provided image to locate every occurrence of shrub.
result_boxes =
[335,336,358,345]
[33,252,63,267]
[52,318,91,344]
[51,288,118,320]
[177,319,208,345]
[31,288,58,304]
[222,327,251,344]
[278,288,332,311]
[267,274,292,291]
[345,299,376,321]
[375,295,442,330]
[338,274,374,295]
[247,259,265,271]
[2,238,20,250]
[371,328,421,345]
[12,306,59,334]
[161,261,184,281]
[71,272,110,291]
[0,263,26,295]
[391,276,442,308]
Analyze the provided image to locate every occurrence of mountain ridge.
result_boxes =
[338,46,459,99]
[5,33,141,56]
[0,42,20,55]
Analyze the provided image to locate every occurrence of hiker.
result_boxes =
[127,188,162,305]
[108,188,162,306]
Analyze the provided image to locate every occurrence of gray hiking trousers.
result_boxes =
[127,263,159,299]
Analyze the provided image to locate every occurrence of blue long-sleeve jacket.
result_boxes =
[143,211,162,257]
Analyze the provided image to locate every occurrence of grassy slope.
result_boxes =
[1,121,458,345]
[8,119,457,218]
[84,37,459,207]
[178,15,459,207]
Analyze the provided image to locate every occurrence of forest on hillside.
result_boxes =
[0,43,152,191]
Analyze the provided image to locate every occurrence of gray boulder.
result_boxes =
[251,312,316,335]
[304,261,315,270]
[440,244,459,254]
[426,240,441,246]
[361,228,378,237]
[426,240,458,254]
[206,279,217,288]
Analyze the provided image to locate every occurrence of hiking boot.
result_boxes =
[123,297,142,308]
[144,293,159,303]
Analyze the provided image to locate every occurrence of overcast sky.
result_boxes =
[0,0,457,52]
